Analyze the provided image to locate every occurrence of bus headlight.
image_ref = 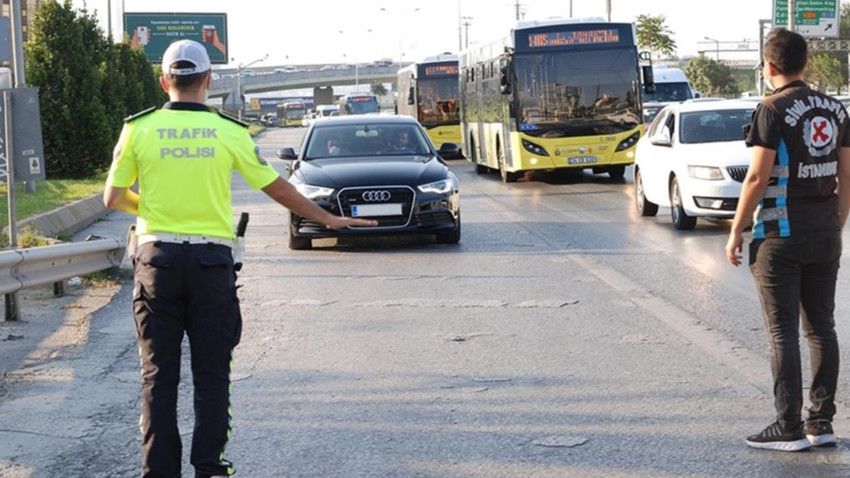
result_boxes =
[688,165,723,180]
[615,132,641,152]
[522,139,549,156]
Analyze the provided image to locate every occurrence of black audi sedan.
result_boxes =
[277,115,461,250]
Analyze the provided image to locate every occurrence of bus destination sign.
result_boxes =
[528,29,620,48]
[424,65,459,76]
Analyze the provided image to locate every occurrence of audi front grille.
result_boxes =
[337,186,415,228]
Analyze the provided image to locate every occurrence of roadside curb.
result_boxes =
[4,193,107,239]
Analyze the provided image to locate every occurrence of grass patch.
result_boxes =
[0,173,108,228]
[82,266,131,286]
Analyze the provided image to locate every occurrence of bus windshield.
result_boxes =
[418,77,460,125]
[514,49,641,137]
[344,96,379,115]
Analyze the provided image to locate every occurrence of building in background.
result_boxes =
[2,0,42,42]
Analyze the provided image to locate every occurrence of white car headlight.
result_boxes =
[294,183,335,200]
[417,179,454,194]
[687,165,724,180]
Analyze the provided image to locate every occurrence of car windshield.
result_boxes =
[679,109,755,144]
[304,124,432,159]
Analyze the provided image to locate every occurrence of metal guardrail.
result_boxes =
[0,238,126,295]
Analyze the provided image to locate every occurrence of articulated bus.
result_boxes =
[338,93,380,115]
[397,53,463,158]
[277,101,306,127]
[460,18,652,182]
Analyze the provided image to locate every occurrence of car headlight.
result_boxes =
[293,183,335,200]
[418,179,454,194]
[687,165,724,180]
[522,139,549,156]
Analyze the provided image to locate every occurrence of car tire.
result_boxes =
[436,215,461,244]
[635,169,658,217]
[669,177,697,230]
[608,165,626,179]
[288,219,313,250]
[289,233,312,250]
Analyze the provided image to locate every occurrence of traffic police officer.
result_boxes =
[104,39,376,477]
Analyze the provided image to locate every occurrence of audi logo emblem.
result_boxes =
[362,190,392,202]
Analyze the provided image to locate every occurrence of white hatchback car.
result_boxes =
[634,100,757,230]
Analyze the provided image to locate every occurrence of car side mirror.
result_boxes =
[650,127,672,146]
[438,142,462,160]
[277,147,297,160]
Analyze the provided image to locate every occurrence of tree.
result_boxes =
[635,14,676,60]
[806,53,844,93]
[25,1,164,179]
[26,1,111,178]
[684,55,740,97]
[370,82,388,97]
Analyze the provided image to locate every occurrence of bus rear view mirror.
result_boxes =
[408,86,415,105]
[500,65,512,94]
[642,65,656,94]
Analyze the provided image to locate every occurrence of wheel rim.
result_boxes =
[671,181,681,222]
[636,172,645,211]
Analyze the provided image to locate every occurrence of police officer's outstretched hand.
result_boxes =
[325,216,378,230]
[262,177,379,230]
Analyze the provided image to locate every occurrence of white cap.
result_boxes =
[161,39,211,75]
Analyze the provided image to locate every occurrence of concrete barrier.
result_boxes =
[3,193,108,238]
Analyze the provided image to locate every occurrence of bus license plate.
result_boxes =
[351,203,402,217]
[568,155,598,165]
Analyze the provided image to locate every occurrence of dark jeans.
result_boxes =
[133,241,242,478]
[749,232,841,432]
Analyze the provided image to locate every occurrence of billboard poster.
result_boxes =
[124,13,228,64]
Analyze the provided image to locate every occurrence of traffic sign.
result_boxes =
[773,0,840,37]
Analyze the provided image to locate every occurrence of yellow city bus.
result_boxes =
[277,101,306,127]
[397,53,463,158]
[460,18,652,182]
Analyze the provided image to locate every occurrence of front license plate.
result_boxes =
[568,155,598,165]
[351,203,402,217]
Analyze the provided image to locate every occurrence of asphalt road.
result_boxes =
[1,125,850,477]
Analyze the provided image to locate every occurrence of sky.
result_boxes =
[72,0,772,69]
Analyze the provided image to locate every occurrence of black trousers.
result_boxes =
[749,232,841,432]
[133,241,242,478]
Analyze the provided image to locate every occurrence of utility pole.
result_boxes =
[514,0,524,21]
[788,0,796,31]
[606,0,612,21]
[458,0,462,51]
[462,17,473,49]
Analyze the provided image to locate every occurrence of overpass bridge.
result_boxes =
[209,65,400,111]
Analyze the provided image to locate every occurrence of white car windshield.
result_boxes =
[679,109,754,144]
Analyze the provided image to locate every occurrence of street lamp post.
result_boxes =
[704,36,720,61]
[461,17,473,50]
[380,6,421,67]
[236,54,268,121]
[338,29,373,93]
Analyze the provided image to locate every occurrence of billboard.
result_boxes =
[124,13,228,64]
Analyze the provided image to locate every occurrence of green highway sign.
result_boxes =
[773,0,840,37]
[124,13,228,64]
